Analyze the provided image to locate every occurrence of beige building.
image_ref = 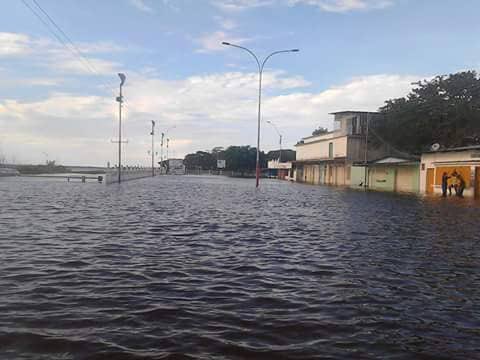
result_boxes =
[420,145,480,198]
[294,111,386,186]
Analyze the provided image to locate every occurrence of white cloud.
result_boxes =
[212,0,394,12]
[215,16,238,30]
[212,0,275,12]
[195,31,252,53]
[0,71,418,165]
[0,32,32,56]
[128,0,154,13]
[0,32,123,78]
[287,0,394,12]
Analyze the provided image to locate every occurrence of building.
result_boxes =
[351,156,420,193]
[167,159,185,175]
[420,145,480,198]
[267,160,292,180]
[294,111,386,186]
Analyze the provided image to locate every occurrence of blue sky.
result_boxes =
[1,0,480,165]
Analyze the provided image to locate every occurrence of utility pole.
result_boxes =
[166,138,170,160]
[364,113,370,188]
[116,73,126,183]
[160,132,164,173]
[151,120,155,177]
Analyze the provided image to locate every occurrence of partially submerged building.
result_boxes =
[351,156,420,193]
[420,145,480,198]
[294,111,385,186]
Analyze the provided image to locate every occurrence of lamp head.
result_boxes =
[222,42,231,46]
[118,73,126,86]
[291,49,300,52]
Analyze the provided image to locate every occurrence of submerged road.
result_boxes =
[0,175,479,359]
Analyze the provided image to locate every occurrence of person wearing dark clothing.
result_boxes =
[441,172,449,197]
[457,174,466,197]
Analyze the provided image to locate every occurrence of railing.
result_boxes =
[104,167,161,185]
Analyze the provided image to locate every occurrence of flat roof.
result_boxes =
[424,145,480,153]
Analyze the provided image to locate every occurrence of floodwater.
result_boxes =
[0,176,479,360]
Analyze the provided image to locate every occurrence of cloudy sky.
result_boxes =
[1,0,479,165]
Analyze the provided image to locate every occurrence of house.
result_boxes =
[267,159,292,180]
[420,145,480,198]
[351,156,420,193]
[294,111,386,185]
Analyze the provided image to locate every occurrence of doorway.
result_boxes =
[426,168,435,194]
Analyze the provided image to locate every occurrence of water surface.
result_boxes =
[0,176,479,359]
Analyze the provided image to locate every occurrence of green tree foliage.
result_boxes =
[223,146,266,173]
[311,126,329,136]
[266,149,296,162]
[377,71,480,153]
[184,151,217,170]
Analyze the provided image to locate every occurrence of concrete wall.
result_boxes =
[395,165,420,193]
[350,166,366,188]
[105,168,160,185]
[296,135,348,161]
[369,166,396,191]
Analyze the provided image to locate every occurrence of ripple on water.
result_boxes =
[0,175,480,359]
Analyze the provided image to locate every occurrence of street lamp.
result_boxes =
[160,125,176,174]
[266,120,282,162]
[150,120,155,177]
[222,42,299,188]
[116,73,126,183]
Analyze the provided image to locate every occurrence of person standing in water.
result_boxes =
[457,173,466,197]
[441,172,450,197]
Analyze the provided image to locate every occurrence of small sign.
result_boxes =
[217,160,226,169]
[470,152,480,158]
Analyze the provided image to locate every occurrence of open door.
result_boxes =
[426,168,435,194]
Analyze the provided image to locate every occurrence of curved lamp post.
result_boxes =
[266,120,282,162]
[222,42,298,188]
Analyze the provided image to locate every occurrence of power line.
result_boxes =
[21,0,117,95]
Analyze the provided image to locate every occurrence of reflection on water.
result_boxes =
[0,176,479,359]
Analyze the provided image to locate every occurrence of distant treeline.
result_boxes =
[14,161,70,175]
[184,146,295,175]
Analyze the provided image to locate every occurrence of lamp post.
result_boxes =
[160,132,165,173]
[116,73,126,183]
[222,42,299,188]
[166,138,170,160]
[150,120,155,177]
[160,125,176,172]
[266,120,282,163]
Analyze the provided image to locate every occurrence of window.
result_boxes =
[329,142,333,158]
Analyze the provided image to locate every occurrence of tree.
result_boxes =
[377,71,480,153]
[312,126,329,136]
[266,149,296,162]
[223,145,266,176]
[184,151,216,170]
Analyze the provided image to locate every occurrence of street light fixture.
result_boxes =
[150,120,155,177]
[266,120,282,163]
[160,125,176,174]
[222,42,299,188]
[116,73,126,183]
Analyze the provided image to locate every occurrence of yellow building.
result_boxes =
[420,145,480,198]
[294,111,387,186]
